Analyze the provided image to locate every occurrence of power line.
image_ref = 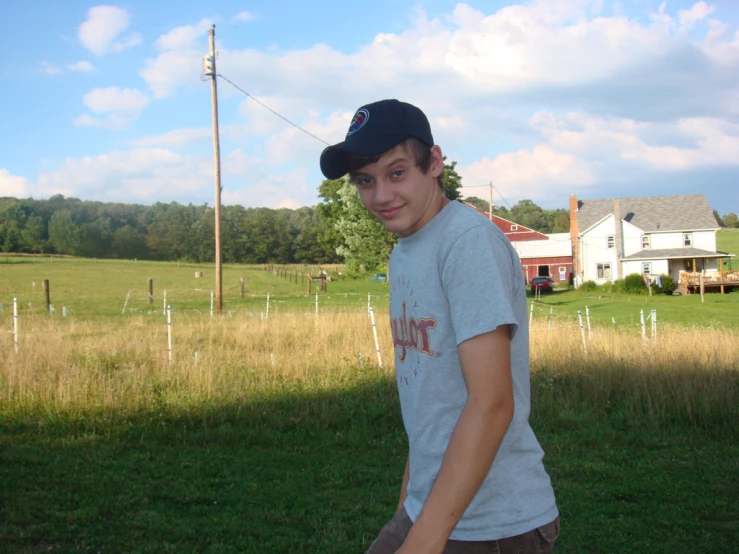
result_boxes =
[493,186,513,210]
[217,73,330,146]
[462,185,514,210]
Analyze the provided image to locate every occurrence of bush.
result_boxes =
[623,273,648,294]
[598,279,625,294]
[580,280,598,292]
[655,274,675,294]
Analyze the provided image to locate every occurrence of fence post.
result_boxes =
[370,307,382,368]
[640,309,646,345]
[122,290,130,315]
[13,297,18,353]
[148,278,154,305]
[578,310,587,356]
[167,305,172,364]
[43,279,50,314]
[585,305,592,339]
[529,301,534,327]
[307,276,312,295]
[240,277,245,299]
[266,293,270,319]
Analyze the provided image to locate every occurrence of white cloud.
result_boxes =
[0,169,32,197]
[32,149,209,202]
[78,5,141,55]
[678,2,716,30]
[40,61,62,75]
[131,128,212,148]
[141,50,204,98]
[74,87,150,129]
[531,111,739,171]
[459,146,595,202]
[155,18,214,51]
[68,61,96,72]
[7,146,315,209]
[82,87,149,114]
[232,11,254,22]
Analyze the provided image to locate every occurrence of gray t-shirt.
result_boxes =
[389,200,558,541]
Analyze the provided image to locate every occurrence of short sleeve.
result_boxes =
[441,225,522,346]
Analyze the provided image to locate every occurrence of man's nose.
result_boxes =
[374,179,393,205]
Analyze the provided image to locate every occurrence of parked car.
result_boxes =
[529,276,554,294]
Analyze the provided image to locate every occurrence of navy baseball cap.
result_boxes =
[319,99,434,180]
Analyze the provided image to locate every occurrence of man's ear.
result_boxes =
[430,145,444,178]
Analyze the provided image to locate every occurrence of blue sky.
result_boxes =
[1,0,738,213]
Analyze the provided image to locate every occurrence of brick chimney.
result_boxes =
[569,194,580,281]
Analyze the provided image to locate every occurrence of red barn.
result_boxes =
[464,203,573,284]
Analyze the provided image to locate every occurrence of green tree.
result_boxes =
[509,199,550,232]
[316,178,348,262]
[77,217,112,258]
[335,182,396,273]
[111,225,149,259]
[48,210,79,255]
[442,157,463,201]
[551,210,570,233]
[713,210,725,227]
[724,213,738,228]
[464,196,490,212]
[21,214,47,253]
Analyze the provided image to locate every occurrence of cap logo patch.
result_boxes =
[347,109,370,136]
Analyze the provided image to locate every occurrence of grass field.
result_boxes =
[717,228,739,270]
[1,257,738,552]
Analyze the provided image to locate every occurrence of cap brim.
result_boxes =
[319,134,410,180]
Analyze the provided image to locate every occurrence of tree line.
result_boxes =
[3,187,732,267]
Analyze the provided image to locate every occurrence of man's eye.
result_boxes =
[392,170,404,178]
[356,178,371,187]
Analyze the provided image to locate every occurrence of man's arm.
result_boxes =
[397,455,410,512]
[399,325,515,553]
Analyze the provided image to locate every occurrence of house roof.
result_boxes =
[576,194,719,234]
[511,234,572,258]
[623,247,728,261]
[463,202,544,236]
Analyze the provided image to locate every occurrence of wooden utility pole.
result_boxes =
[488,181,493,222]
[206,24,223,315]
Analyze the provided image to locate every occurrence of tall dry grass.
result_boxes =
[1,311,737,427]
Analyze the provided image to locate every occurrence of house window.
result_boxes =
[511,224,518,231]
[559,267,566,274]
[597,263,612,280]
[642,262,652,275]
[683,233,692,247]
[607,235,615,249]
[641,235,650,249]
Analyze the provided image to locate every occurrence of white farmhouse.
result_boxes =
[569,194,728,287]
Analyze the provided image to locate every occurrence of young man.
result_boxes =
[319,99,559,554]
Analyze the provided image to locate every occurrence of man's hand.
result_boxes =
[400,325,515,551]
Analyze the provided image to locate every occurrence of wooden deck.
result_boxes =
[681,271,739,294]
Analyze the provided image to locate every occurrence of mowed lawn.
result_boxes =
[1,258,738,552]
[717,228,739,270]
